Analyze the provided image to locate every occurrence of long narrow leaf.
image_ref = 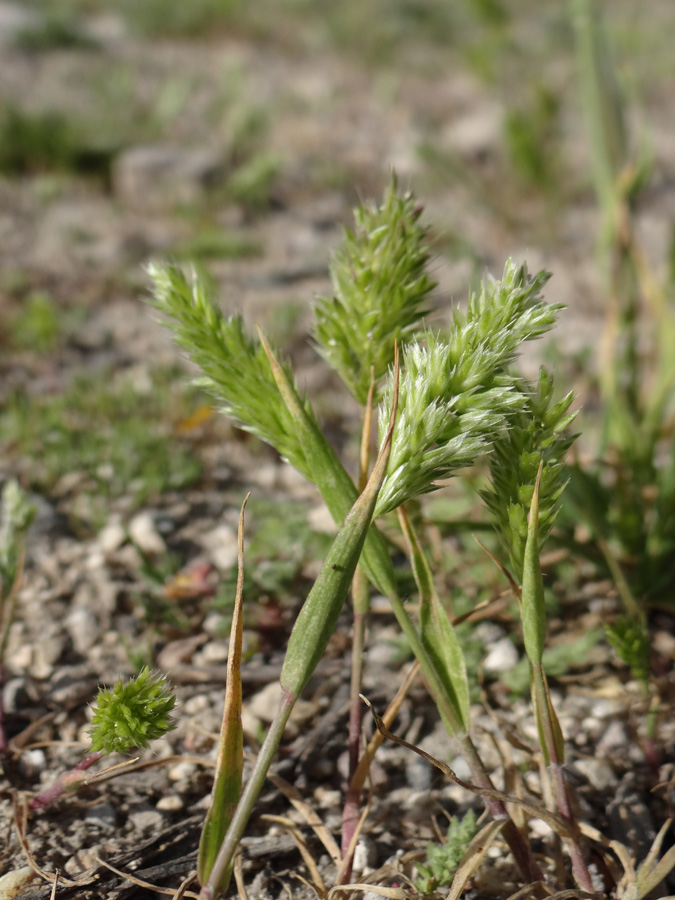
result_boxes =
[280,352,400,698]
[398,507,470,735]
[197,494,249,890]
[636,820,675,899]
[258,328,398,599]
[198,363,400,900]
[446,820,505,900]
[521,463,546,666]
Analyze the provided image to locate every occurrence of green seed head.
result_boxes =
[89,668,176,754]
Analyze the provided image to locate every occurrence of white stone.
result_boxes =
[483,636,519,674]
[201,524,238,571]
[199,641,229,664]
[449,755,473,780]
[168,761,197,783]
[352,836,378,874]
[156,795,184,812]
[313,787,341,808]
[573,758,618,791]
[21,748,47,772]
[241,707,262,739]
[129,806,165,834]
[596,720,629,754]
[33,633,67,679]
[98,520,126,554]
[183,694,209,716]
[528,817,551,839]
[247,682,283,723]
[128,511,166,555]
[0,866,37,899]
[7,634,32,671]
[66,607,101,656]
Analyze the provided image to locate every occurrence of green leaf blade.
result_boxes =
[521,473,546,666]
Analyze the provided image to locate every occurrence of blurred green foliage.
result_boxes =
[0,367,203,531]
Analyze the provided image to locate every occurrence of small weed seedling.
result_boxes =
[414,809,479,895]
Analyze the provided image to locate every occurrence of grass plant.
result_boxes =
[145,178,582,893]
[561,0,675,768]
[22,172,675,899]
[568,0,675,613]
[5,1,673,896]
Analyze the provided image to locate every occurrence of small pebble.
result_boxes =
[0,866,37,899]
[247,682,282,723]
[6,626,32,670]
[17,750,46,782]
[201,524,238,570]
[66,607,101,656]
[449,756,473,780]
[156,795,184,812]
[84,803,117,830]
[597,720,628,754]
[168,761,197,783]
[183,694,209,716]
[406,756,433,792]
[199,641,229,664]
[241,707,262,738]
[128,511,166,555]
[573,758,618,791]
[483,636,519,674]
[64,847,100,877]
[128,806,165,835]
[98,520,126,554]
[528,817,551,839]
[313,787,341,809]
[3,678,32,714]
[33,634,68,678]
[202,612,230,637]
[352,836,378,874]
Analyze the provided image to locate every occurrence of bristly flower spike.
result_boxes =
[480,366,579,582]
[375,260,560,517]
[89,667,176,755]
[146,262,310,479]
[313,175,435,406]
